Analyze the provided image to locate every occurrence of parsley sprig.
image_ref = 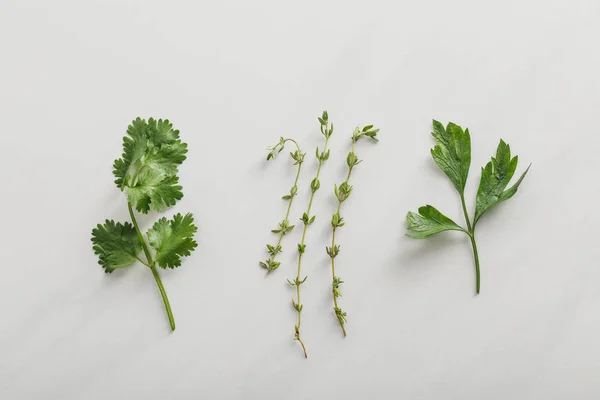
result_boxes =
[327,124,379,336]
[406,120,530,294]
[259,138,305,273]
[91,118,198,330]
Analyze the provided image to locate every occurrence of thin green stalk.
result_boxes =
[260,138,305,274]
[469,234,481,294]
[149,263,175,330]
[330,164,352,337]
[327,125,379,336]
[460,193,480,295]
[128,202,176,331]
[330,220,346,337]
[290,113,333,357]
[460,193,473,232]
[267,161,302,272]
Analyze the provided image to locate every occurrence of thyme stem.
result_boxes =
[292,117,332,357]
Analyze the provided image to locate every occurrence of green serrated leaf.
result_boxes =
[114,118,188,212]
[147,213,198,268]
[430,120,471,194]
[125,172,183,214]
[406,205,467,238]
[474,140,530,227]
[91,220,142,273]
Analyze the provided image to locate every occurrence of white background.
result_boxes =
[1,0,600,399]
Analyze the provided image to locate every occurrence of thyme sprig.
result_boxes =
[287,111,333,358]
[259,137,305,274]
[327,125,379,336]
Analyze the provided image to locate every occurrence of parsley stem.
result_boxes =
[127,202,176,331]
[460,193,473,232]
[460,193,480,294]
[469,234,481,294]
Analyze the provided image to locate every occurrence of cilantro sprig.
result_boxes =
[406,120,530,294]
[91,118,198,330]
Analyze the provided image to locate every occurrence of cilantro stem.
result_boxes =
[130,164,147,186]
[127,202,176,331]
[149,264,175,330]
[135,256,151,267]
[460,193,480,294]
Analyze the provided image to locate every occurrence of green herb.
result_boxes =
[91,118,198,331]
[406,120,530,294]
[259,137,305,273]
[327,124,379,336]
[287,111,333,358]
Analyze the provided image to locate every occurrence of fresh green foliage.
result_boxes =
[406,205,467,238]
[406,120,530,294]
[259,137,305,273]
[91,221,142,272]
[430,120,471,193]
[91,118,198,331]
[327,124,380,336]
[287,111,333,358]
[474,140,531,227]
[113,118,187,213]
[147,213,198,268]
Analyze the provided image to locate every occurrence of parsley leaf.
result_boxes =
[112,117,188,214]
[430,120,471,194]
[147,213,198,268]
[91,220,142,273]
[474,140,531,227]
[406,120,530,294]
[406,205,467,238]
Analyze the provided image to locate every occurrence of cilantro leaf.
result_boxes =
[125,171,183,213]
[430,120,471,194]
[147,213,198,268]
[406,205,467,238]
[91,220,142,273]
[112,118,188,213]
[474,139,530,227]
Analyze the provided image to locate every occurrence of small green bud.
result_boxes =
[311,178,320,192]
[347,152,361,168]
[297,243,306,254]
